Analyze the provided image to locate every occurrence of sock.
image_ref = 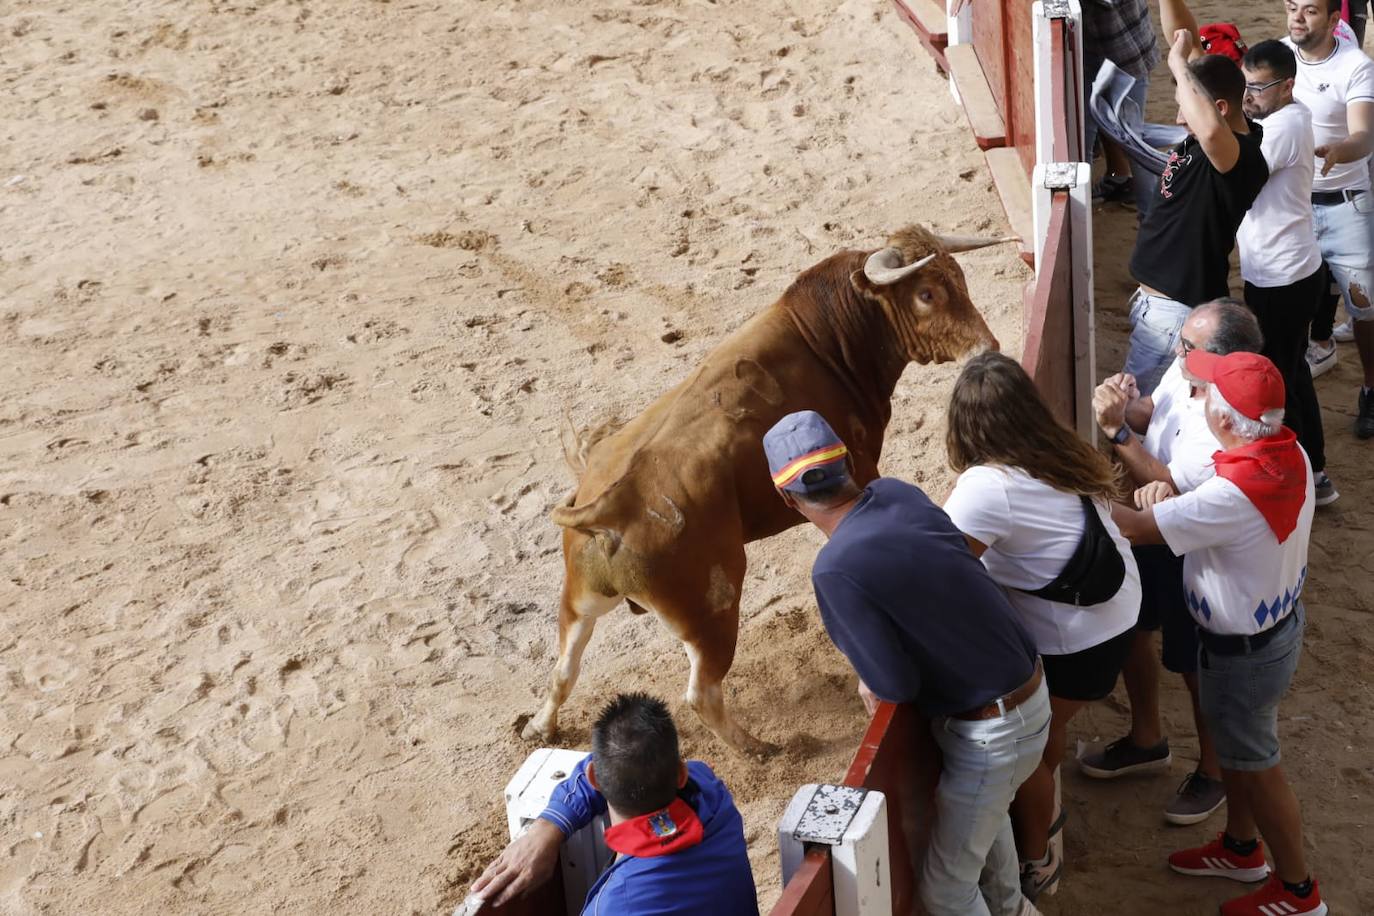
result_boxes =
[1282,876,1313,898]
[1221,833,1258,857]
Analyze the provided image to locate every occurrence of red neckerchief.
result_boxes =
[1211,427,1307,543]
[602,797,703,858]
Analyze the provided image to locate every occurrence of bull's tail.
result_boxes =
[550,497,606,532]
[558,411,623,478]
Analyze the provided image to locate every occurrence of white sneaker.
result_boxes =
[1307,340,1338,378]
[1334,320,1355,343]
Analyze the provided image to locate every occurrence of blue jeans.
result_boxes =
[1313,195,1374,321]
[1197,603,1304,772]
[921,680,1051,916]
[1123,287,1190,395]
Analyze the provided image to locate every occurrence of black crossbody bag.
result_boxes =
[1016,496,1126,607]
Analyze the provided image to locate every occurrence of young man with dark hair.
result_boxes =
[762,410,1048,916]
[1286,0,1374,437]
[471,692,757,915]
[1122,27,1270,394]
[1235,38,1339,503]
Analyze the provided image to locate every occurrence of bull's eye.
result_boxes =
[919,290,934,303]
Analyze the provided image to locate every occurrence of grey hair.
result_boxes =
[1196,298,1263,355]
[1206,383,1283,440]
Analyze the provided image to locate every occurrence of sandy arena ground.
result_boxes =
[1,0,1370,913]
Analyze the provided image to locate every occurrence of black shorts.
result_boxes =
[1042,627,1135,701]
[1132,544,1198,674]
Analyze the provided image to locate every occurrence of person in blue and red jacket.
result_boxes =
[470,692,758,915]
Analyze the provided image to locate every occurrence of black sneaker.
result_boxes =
[1164,770,1227,825]
[1358,388,1374,439]
[1079,736,1172,779]
[1314,472,1339,507]
[1092,174,1133,203]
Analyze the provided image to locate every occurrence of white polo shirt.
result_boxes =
[1153,449,1315,636]
[1237,101,1323,288]
[1141,358,1222,493]
[1284,32,1374,192]
[944,465,1141,656]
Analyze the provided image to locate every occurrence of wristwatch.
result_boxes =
[1109,425,1132,445]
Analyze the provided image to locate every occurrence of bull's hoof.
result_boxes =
[519,714,554,742]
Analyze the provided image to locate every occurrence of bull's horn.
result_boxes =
[936,234,1019,253]
[863,248,936,286]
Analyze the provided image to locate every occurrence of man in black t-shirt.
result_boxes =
[1124,30,1270,394]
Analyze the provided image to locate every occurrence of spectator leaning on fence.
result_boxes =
[470,692,758,916]
[1122,28,1270,395]
[763,409,1048,916]
[1084,301,1265,826]
[1113,351,1324,916]
[941,352,1141,906]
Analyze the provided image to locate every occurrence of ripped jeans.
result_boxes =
[1312,194,1374,338]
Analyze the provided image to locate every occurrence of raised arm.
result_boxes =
[1158,0,1203,61]
[1169,30,1241,172]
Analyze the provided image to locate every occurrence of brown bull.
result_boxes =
[523,225,1008,755]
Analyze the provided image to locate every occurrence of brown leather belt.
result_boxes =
[952,659,1044,721]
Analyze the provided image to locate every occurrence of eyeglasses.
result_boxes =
[1244,77,1286,94]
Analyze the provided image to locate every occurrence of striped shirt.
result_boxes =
[1083,0,1160,80]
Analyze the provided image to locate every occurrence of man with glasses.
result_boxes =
[1285,0,1374,438]
[1088,300,1264,827]
[1235,40,1340,504]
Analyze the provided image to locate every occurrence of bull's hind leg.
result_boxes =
[521,580,618,742]
[682,613,779,758]
[652,556,779,757]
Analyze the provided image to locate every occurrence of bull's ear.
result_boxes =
[850,268,880,299]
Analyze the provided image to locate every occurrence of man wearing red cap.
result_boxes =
[1113,352,1325,916]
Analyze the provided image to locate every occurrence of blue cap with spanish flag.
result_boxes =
[763,410,850,495]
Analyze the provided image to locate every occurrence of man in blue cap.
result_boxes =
[762,410,1049,916]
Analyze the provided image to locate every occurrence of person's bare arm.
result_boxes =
[470,820,564,907]
[1114,438,1181,491]
[1110,501,1166,545]
[1170,31,1241,171]
[962,533,988,558]
[1124,394,1155,433]
[1316,100,1374,175]
[1158,0,1203,61]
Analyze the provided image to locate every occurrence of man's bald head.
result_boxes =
[1191,297,1264,355]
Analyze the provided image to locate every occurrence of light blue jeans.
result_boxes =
[1313,195,1374,321]
[1123,287,1191,395]
[921,679,1051,916]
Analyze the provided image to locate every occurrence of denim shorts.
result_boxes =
[1313,195,1374,321]
[1196,604,1304,772]
[1123,288,1191,395]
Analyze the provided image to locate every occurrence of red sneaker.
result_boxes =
[1167,833,1270,882]
[1220,875,1328,915]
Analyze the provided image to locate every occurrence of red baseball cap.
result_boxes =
[1200,23,1248,63]
[1185,350,1285,422]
